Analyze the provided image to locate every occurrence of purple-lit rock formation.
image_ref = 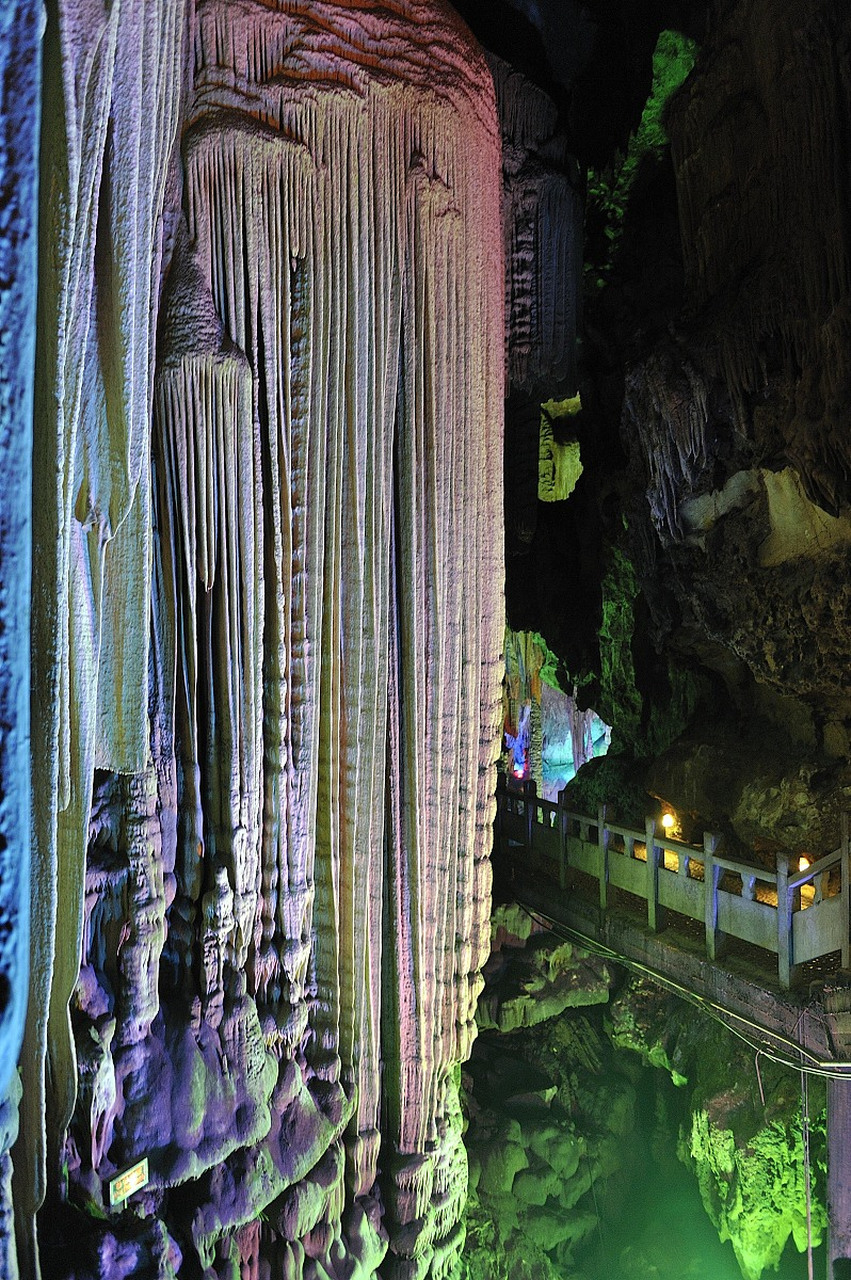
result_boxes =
[9,3,505,1276]
[0,4,41,1276]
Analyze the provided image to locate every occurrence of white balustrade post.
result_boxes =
[646,817,664,932]
[558,788,567,892]
[703,832,722,961]
[598,803,609,914]
[777,852,792,990]
[842,811,850,972]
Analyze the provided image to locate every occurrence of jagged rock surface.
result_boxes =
[463,911,825,1280]
[610,976,827,1280]
[603,0,851,850]
[489,54,582,401]
[462,915,625,1280]
[498,0,851,860]
[14,3,504,1277]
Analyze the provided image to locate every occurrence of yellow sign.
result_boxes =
[109,1158,149,1207]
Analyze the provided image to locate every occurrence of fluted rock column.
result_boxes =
[0,4,40,1277]
[179,4,504,1270]
[15,1,504,1276]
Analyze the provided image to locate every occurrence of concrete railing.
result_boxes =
[495,774,851,990]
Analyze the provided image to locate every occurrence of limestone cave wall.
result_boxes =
[0,3,505,1277]
[5,0,851,1275]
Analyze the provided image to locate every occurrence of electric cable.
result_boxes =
[508,898,851,1080]
[799,1009,815,1280]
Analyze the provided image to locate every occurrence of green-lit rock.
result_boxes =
[477,927,610,1033]
[684,1106,826,1280]
[539,398,583,503]
[512,1161,560,1207]
[528,1126,581,1180]
[524,1202,596,1251]
[477,1132,528,1201]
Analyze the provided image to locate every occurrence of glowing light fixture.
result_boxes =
[799,856,811,872]
[661,812,676,832]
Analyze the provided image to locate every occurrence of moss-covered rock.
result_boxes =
[683,1105,826,1280]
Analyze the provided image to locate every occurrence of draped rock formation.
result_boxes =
[490,54,581,402]
[9,3,505,1277]
[0,4,41,1277]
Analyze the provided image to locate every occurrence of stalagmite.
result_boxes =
[11,2,504,1276]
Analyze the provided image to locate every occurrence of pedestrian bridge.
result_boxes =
[495,774,851,991]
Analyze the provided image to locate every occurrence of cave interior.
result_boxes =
[1,0,851,1277]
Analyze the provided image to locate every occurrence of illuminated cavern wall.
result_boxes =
[0,5,41,1277]
[2,2,505,1276]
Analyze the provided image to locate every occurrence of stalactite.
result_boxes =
[15,2,505,1276]
[623,350,711,544]
[20,3,186,1272]
[0,5,40,1268]
[489,54,582,400]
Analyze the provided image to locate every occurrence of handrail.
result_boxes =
[712,854,776,881]
[789,846,842,891]
[495,773,851,990]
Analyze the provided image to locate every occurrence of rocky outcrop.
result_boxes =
[603,0,851,849]
[490,54,582,401]
[476,903,609,1032]
[11,3,504,1276]
[504,0,851,859]
[610,975,827,1280]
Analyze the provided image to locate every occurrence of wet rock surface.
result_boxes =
[10,3,505,1276]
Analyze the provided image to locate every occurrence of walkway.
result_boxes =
[495,775,851,993]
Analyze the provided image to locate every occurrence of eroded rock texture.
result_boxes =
[0,3,41,1275]
[494,60,582,568]
[15,3,504,1277]
[490,54,581,401]
[464,909,825,1280]
[492,0,851,865]
[609,976,827,1280]
[604,0,851,852]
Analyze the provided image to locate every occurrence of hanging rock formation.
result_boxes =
[9,2,504,1276]
[0,4,41,1278]
[494,57,583,565]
